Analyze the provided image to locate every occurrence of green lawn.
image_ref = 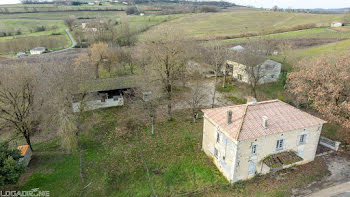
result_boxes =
[0,3,125,14]
[147,10,344,40]
[292,39,350,59]
[17,107,329,196]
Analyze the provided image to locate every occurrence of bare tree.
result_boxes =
[116,17,137,47]
[203,41,229,108]
[75,42,115,79]
[186,79,206,123]
[0,74,37,151]
[64,15,76,31]
[144,28,191,121]
[272,5,278,12]
[236,51,266,98]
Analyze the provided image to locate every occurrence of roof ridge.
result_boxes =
[280,101,327,123]
[235,104,249,140]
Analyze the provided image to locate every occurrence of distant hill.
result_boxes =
[295,8,350,14]
[133,0,236,7]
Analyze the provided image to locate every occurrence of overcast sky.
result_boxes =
[0,0,349,9]
[0,0,20,4]
[231,0,349,9]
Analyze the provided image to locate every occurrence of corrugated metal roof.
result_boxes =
[202,100,326,141]
[73,76,138,94]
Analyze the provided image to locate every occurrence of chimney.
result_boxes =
[246,96,257,105]
[227,110,233,124]
[262,116,268,129]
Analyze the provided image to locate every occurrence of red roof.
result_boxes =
[17,145,30,156]
[202,100,326,141]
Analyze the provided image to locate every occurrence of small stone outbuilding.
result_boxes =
[30,47,46,55]
[227,59,282,84]
[331,22,343,27]
[17,145,32,166]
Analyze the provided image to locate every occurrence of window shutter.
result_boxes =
[305,134,309,144]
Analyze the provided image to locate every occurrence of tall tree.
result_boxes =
[286,54,350,141]
[204,41,230,108]
[145,28,190,121]
[64,15,76,31]
[0,69,38,151]
[186,79,206,123]
[236,50,266,98]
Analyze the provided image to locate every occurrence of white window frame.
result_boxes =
[276,139,284,151]
[298,134,307,145]
[251,144,257,155]
[237,74,242,80]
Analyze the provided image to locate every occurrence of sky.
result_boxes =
[0,0,20,4]
[0,0,349,9]
[231,0,350,9]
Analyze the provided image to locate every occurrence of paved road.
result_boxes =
[307,182,350,197]
[53,28,76,53]
[44,28,76,55]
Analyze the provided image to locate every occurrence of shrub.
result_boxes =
[126,6,139,15]
[16,29,22,35]
[35,25,46,32]
[200,6,219,13]
[0,142,25,186]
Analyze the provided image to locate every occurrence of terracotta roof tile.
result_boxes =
[17,145,30,156]
[202,100,326,141]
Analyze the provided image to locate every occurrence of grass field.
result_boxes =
[269,38,350,66]
[146,10,344,40]
[0,11,125,20]
[15,107,329,197]
[219,26,350,45]
[0,19,66,40]
[0,3,125,13]
[0,18,70,55]
[126,14,186,31]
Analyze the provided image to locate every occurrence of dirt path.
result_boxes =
[307,182,350,197]
[292,153,350,197]
[173,79,233,111]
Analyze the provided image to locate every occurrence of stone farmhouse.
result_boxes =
[202,100,326,183]
[72,77,137,112]
[227,59,282,84]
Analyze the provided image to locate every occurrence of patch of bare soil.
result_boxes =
[292,152,350,197]
[286,38,347,49]
[173,79,233,111]
[332,27,350,32]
